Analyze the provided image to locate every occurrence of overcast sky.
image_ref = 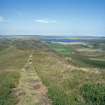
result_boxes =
[0,0,105,36]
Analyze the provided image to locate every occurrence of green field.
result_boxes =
[48,44,73,56]
[48,43,105,68]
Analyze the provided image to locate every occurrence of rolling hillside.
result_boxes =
[0,36,105,105]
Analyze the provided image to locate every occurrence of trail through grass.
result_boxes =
[15,54,52,105]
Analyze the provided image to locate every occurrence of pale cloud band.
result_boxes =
[35,19,56,23]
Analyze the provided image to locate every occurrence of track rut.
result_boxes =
[15,54,52,105]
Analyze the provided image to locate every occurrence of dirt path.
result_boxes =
[15,54,52,105]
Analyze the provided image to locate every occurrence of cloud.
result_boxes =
[0,16,4,22]
[35,19,56,23]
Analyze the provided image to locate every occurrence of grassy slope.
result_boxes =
[0,71,20,105]
[0,46,30,70]
[0,46,30,105]
[0,38,47,105]
[0,39,47,105]
[0,38,105,105]
[33,50,105,105]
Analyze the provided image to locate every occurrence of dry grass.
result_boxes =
[32,50,105,105]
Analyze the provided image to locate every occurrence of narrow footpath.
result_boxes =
[15,54,52,105]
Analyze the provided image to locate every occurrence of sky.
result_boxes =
[0,0,105,36]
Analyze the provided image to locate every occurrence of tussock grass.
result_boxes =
[81,83,105,105]
[0,71,20,105]
[33,51,105,105]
